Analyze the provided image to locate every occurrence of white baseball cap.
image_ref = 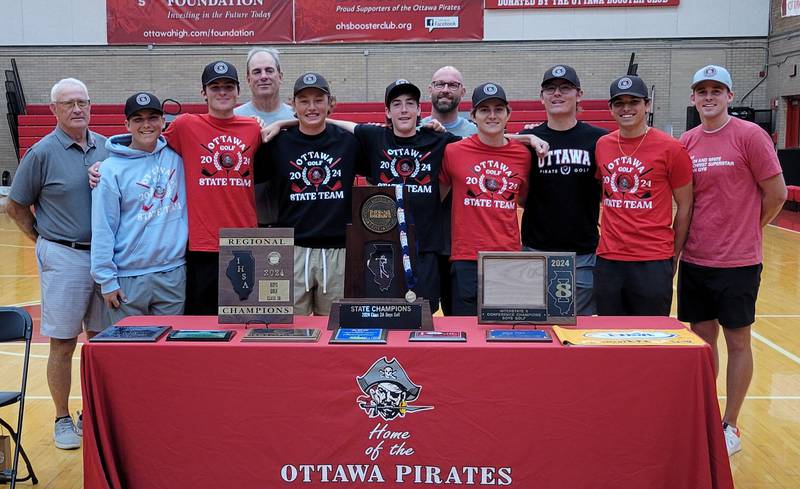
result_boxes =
[691,65,733,91]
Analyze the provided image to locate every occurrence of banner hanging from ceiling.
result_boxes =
[295,0,483,43]
[107,0,293,45]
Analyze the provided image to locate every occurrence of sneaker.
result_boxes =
[54,416,81,450]
[723,423,742,456]
[75,411,83,437]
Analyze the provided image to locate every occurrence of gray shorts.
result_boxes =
[294,246,345,316]
[36,237,105,339]
[107,265,186,326]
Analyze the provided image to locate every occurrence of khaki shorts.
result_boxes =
[36,237,105,339]
[293,246,345,316]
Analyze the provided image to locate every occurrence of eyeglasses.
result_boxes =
[541,85,576,95]
[431,81,462,90]
[54,99,90,109]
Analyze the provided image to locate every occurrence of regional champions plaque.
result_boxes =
[218,228,294,324]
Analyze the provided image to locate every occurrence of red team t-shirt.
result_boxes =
[164,113,261,252]
[595,128,693,261]
[440,135,531,261]
[679,117,782,267]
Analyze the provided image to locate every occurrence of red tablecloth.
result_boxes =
[81,316,733,489]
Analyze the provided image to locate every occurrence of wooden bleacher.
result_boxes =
[16,100,615,158]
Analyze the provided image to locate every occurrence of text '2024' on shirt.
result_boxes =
[164,113,262,252]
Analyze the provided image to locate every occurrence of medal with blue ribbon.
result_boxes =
[394,185,418,303]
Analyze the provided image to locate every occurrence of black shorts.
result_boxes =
[593,257,673,316]
[677,261,762,329]
[185,250,220,316]
[413,251,440,314]
[450,260,478,317]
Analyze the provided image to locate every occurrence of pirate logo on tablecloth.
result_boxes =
[356,357,433,421]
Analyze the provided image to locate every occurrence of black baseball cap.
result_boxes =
[542,65,580,88]
[293,72,330,96]
[201,61,239,87]
[472,82,508,108]
[124,92,163,119]
[609,75,649,101]
[384,79,421,107]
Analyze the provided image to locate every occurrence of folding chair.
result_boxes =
[0,307,38,487]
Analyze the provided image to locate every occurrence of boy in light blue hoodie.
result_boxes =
[91,92,188,325]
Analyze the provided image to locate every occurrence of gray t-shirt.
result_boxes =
[9,127,108,243]
[234,102,294,124]
[234,102,295,224]
[420,115,477,138]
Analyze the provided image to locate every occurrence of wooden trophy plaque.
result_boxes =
[218,228,294,325]
[329,186,432,330]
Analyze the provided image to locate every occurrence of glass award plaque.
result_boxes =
[89,325,171,342]
[329,328,388,344]
[409,331,467,342]
[478,251,577,325]
[486,329,553,342]
[241,328,321,343]
[166,330,235,342]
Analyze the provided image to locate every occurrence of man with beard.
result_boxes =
[420,66,477,138]
[420,66,477,315]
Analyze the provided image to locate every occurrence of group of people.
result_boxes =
[6,46,787,459]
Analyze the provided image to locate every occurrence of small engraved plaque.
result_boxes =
[329,328,388,344]
[218,228,294,325]
[326,298,433,330]
[258,280,290,302]
[486,329,552,342]
[166,330,235,342]
[90,326,171,342]
[361,194,397,234]
[242,328,320,343]
[409,331,466,342]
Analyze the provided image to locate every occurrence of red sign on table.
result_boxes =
[295,0,482,43]
[107,0,293,45]
[485,0,679,8]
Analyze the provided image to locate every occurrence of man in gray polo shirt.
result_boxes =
[7,78,107,450]
[235,47,294,226]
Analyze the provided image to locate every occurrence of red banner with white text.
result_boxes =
[106,0,293,45]
[485,0,679,9]
[783,0,800,17]
[295,0,482,43]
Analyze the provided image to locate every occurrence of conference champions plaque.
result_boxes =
[218,228,294,324]
[477,251,577,325]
